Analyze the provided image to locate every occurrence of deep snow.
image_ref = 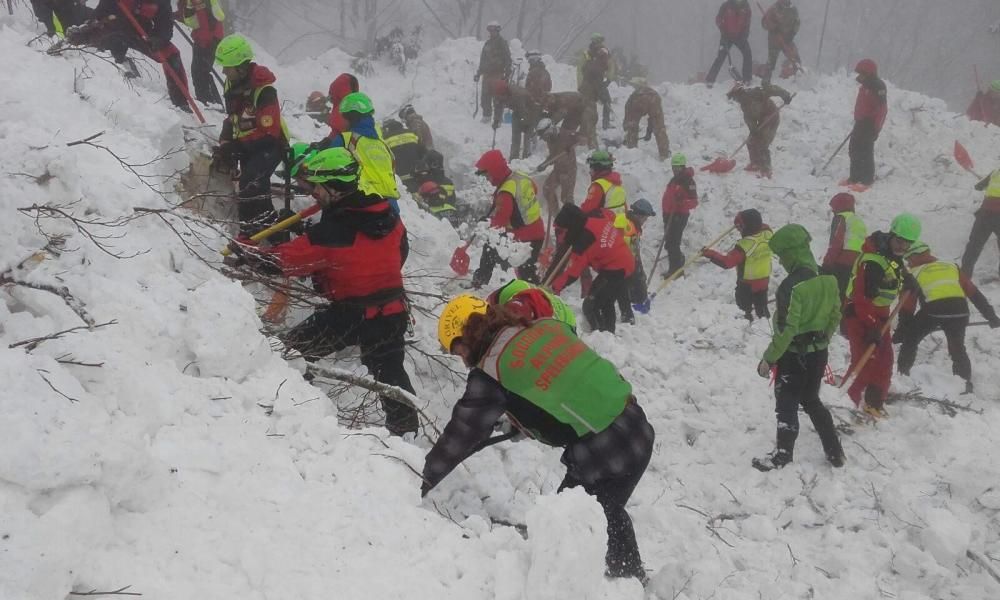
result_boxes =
[2,11,1000,600]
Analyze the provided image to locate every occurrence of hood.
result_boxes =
[862,231,899,259]
[250,64,277,88]
[591,170,622,184]
[769,224,817,272]
[829,192,855,212]
[328,73,359,103]
[553,203,586,233]
[475,149,512,186]
[349,114,380,139]
[735,208,763,235]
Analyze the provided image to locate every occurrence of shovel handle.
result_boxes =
[652,225,736,297]
[839,293,909,389]
[221,204,321,256]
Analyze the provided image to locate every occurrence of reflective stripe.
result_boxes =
[847,252,902,307]
[736,230,773,280]
[343,132,400,199]
[225,83,290,142]
[595,178,627,215]
[429,203,456,214]
[911,261,965,302]
[623,220,639,255]
[837,211,866,253]
[987,169,1000,198]
[498,171,541,225]
[183,0,225,29]
[384,132,419,149]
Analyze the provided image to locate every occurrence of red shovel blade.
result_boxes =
[701,157,737,174]
[450,244,471,276]
[538,245,554,271]
[954,140,976,173]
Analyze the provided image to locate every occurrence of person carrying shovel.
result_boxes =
[726,82,792,177]
[703,209,774,321]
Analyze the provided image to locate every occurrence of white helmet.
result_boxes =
[487,21,501,31]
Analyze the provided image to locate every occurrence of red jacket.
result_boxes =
[716,0,751,39]
[821,213,860,269]
[661,168,698,215]
[326,73,359,140]
[221,64,284,148]
[847,235,898,324]
[552,209,635,293]
[702,224,771,292]
[854,78,888,133]
[487,169,545,243]
[177,0,224,46]
[580,171,623,214]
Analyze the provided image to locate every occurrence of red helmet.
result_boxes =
[855,59,877,77]
[475,149,511,184]
[418,181,442,197]
[829,192,855,212]
[492,80,510,96]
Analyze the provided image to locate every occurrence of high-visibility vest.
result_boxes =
[384,131,419,149]
[429,203,456,215]
[736,230,773,280]
[837,211,866,253]
[342,132,399,199]
[623,219,639,255]
[225,83,290,142]
[594,177,628,229]
[911,261,965,302]
[498,171,541,225]
[182,0,225,29]
[847,252,902,308]
[987,169,1000,199]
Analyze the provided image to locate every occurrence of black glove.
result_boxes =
[147,36,167,51]
[989,316,1000,329]
[211,143,237,173]
[864,328,883,346]
[783,95,793,105]
[275,208,305,236]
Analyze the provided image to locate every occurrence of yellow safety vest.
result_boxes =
[342,132,399,199]
[595,178,628,229]
[224,83,290,142]
[183,0,225,29]
[384,131,419,149]
[736,230,773,280]
[911,261,965,302]
[847,253,902,307]
[623,220,639,255]
[498,171,541,226]
[429,203,456,215]
[837,211,866,253]
[987,169,1000,199]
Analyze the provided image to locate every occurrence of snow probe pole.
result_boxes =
[116,0,205,123]
[811,130,851,176]
[172,22,225,87]
[646,211,674,288]
[839,293,909,390]
[220,203,322,256]
[649,225,736,300]
[473,79,480,118]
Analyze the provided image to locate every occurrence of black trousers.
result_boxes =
[473,239,543,288]
[848,120,877,185]
[584,269,626,333]
[662,213,690,277]
[706,36,752,84]
[617,255,646,318]
[284,305,419,435]
[237,145,285,236]
[191,40,222,105]
[558,453,649,580]
[100,30,189,108]
[897,311,971,381]
[735,282,769,319]
[820,264,853,300]
[774,349,842,460]
[961,210,1000,278]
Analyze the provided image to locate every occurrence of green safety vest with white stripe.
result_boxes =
[595,177,628,229]
[498,171,541,226]
[224,82,290,142]
[987,169,1000,199]
[342,132,399,199]
[847,252,902,308]
[736,230,773,281]
[182,0,225,29]
[911,261,965,302]
[837,211,866,253]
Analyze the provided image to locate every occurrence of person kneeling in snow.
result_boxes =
[753,224,845,471]
[425,296,654,582]
[225,148,419,436]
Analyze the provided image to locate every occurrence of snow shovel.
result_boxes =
[535,148,573,172]
[839,293,909,392]
[702,97,792,174]
[540,246,573,289]
[221,203,322,256]
[641,225,737,309]
[953,141,983,179]
[450,236,476,276]
[811,131,852,176]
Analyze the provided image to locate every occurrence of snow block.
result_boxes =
[920,508,971,567]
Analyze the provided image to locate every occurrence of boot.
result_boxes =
[806,405,845,468]
[752,427,796,472]
[862,386,887,419]
[963,380,974,395]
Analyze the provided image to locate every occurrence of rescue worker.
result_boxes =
[413,150,457,206]
[820,192,867,298]
[843,59,887,190]
[843,213,919,418]
[535,118,579,212]
[577,33,612,147]
[753,224,845,471]
[87,0,191,109]
[486,279,577,330]
[381,118,425,193]
[31,0,91,37]
[622,78,670,160]
[960,167,1000,280]
[176,0,224,105]
[305,91,330,123]
[227,148,418,436]
[618,199,656,321]
[324,73,361,142]
[427,297,654,582]
[471,150,545,288]
[474,21,512,124]
[706,0,753,85]
[660,153,699,278]
[213,34,287,238]
[493,81,542,160]
[524,50,552,103]
[542,90,586,137]
[966,81,1000,127]
[398,104,434,149]
[550,205,635,334]
[703,209,773,321]
[416,181,461,228]
[897,242,1000,394]
[726,82,792,176]
[580,150,627,229]
[760,0,800,83]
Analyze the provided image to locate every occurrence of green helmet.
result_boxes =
[297,148,359,185]
[496,279,533,305]
[586,149,614,169]
[215,34,254,68]
[671,153,687,167]
[904,240,930,259]
[339,92,374,115]
[992,80,1000,93]
[288,142,315,178]
[591,32,604,42]
[890,213,922,242]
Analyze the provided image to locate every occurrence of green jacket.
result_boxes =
[763,225,842,363]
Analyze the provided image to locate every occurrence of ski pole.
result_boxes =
[812,131,852,176]
[650,225,736,299]
[839,293,909,389]
[646,212,673,288]
[116,0,205,123]
[473,78,480,118]
[172,21,225,87]
[221,203,322,256]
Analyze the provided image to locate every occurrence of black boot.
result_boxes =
[752,427,796,472]
[804,403,845,468]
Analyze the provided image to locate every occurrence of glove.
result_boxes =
[989,317,1000,329]
[211,143,237,173]
[756,360,772,379]
[147,36,167,51]
[783,95,793,105]
[474,73,481,82]
[275,208,305,236]
[864,328,883,346]
[632,299,651,314]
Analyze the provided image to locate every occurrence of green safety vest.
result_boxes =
[478,320,630,440]
[987,169,1000,199]
[182,0,225,29]
[498,171,542,225]
[429,203,456,215]
[847,252,902,307]
[595,177,628,229]
[911,261,965,302]
[837,211,866,253]
[224,82,290,142]
[342,132,399,199]
[384,131,419,149]
[736,230,773,280]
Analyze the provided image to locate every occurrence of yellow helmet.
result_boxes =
[438,294,488,352]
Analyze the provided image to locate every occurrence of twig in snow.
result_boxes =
[968,550,1000,585]
[55,353,104,368]
[36,369,78,403]
[786,543,800,567]
[373,453,429,485]
[68,585,141,596]
[8,320,117,352]
[851,439,889,470]
[671,573,694,600]
[1,274,96,326]
[720,482,740,504]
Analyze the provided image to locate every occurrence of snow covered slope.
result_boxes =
[2,13,1000,600]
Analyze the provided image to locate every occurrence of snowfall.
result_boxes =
[2,10,1000,600]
